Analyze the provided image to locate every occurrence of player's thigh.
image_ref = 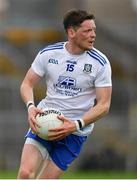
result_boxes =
[19,143,43,173]
[39,159,64,179]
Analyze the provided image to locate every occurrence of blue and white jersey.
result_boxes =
[31,41,112,136]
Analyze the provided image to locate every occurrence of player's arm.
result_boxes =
[20,68,43,133]
[82,86,112,125]
[48,86,112,141]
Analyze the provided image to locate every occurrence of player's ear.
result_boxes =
[67,27,76,38]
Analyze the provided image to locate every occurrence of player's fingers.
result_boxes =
[31,116,41,128]
[48,132,65,141]
[29,121,38,134]
[57,115,69,122]
[36,108,44,114]
[49,126,64,132]
[48,128,68,139]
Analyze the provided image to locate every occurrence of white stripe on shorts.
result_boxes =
[25,137,51,160]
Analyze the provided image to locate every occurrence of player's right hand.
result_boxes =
[28,106,43,134]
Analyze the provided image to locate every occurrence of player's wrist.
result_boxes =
[74,119,85,131]
[26,101,35,110]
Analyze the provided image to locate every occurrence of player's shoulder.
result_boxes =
[87,47,109,66]
[39,42,65,55]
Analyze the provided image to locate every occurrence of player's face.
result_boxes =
[73,20,96,51]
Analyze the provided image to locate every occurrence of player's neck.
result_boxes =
[65,42,85,55]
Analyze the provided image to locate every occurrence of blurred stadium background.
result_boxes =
[0,0,137,178]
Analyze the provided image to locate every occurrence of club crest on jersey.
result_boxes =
[83,64,92,73]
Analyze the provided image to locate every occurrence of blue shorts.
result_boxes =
[25,130,87,171]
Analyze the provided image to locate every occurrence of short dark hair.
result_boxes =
[63,9,95,31]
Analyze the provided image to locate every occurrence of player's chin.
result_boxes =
[85,43,94,50]
[84,45,93,51]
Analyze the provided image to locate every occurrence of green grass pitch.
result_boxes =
[1,170,137,179]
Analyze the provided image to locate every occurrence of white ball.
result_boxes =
[36,108,63,140]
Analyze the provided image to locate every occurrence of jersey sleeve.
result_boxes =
[31,52,46,77]
[94,61,112,87]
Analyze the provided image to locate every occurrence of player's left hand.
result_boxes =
[48,115,77,141]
